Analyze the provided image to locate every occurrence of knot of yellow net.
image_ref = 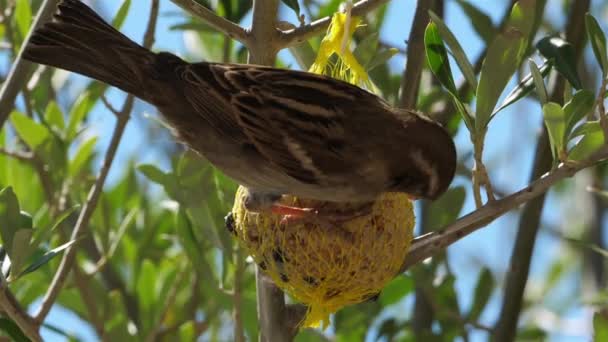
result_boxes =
[309,9,376,91]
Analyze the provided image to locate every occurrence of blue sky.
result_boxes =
[7,0,602,340]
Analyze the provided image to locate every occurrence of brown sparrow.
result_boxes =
[23,0,457,218]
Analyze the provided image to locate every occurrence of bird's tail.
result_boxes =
[23,0,160,103]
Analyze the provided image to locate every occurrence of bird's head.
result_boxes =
[392,113,457,201]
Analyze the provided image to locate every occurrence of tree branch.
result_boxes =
[169,0,250,46]
[0,0,59,129]
[401,147,608,272]
[0,277,41,341]
[33,0,160,324]
[493,1,590,340]
[399,0,431,109]
[279,0,389,48]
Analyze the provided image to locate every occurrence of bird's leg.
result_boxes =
[242,188,375,226]
[279,201,375,226]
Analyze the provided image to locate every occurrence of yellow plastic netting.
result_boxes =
[230,5,414,330]
[231,188,415,329]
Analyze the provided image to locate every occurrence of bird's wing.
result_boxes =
[213,64,379,185]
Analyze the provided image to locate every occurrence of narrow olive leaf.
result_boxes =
[66,93,91,141]
[569,121,601,140]
[0,187,21,253]
[10,111,51,149]
[425,22,475,130]
[455,0,497,44]
[289,41,317,70]
[137,164,168,186]
[594,312,608,341]
[585,14,608,76]
[8,228,33,278]
[30,205,80,251]
[366,48,399,72]
[564,89,595,137]
[281,0,301,16]
[429,11,477,89]
[14,0,32,39]
[379,275,414,306]
[425,22,458,95]
[569,129,604,161]
[0,318,30,342]
[427,186,466,230]
[44,101,65,131]
[476,0,536,131]
[468,268,495,321]
[529,59,548,105]
[542,102,567,160]
[494,61,552,114]
[112,0,132,29]
[18,240,77,278]
[69,137,98,177]
[537,36,582,89]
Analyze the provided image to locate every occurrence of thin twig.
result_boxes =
[169,0,249,46]
[145,265,188,342]
[0,276,42,341]
[33,0,161,324]
[493,2,590,339]
[279,0,390,47]
[400,0,430,109]
[233,247,246,342]
[0,147,34,161]
[0,0,59,129]
[402,146,608,271]
[100,95,121,117]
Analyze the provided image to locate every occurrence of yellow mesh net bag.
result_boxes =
[231,187,415,329]
[230,3,414,330]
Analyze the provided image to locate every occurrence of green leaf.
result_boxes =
[476,0,536,131]
[0,187,21,251]
[564,89,595,137]
[354,33,379,68]
[66,93,92,141]
[10,111,51,149]
[14,0,32,39]
[0,189,34,276]
[425,22,475,130]
[427,186,466,229]
[455,0,497,44]
[569,121,601,140]
[0,318,30,342]
[542,102,567,160]
[69,137,98,177]
[425,22,457,95]
[137,259,157,314]
[429,11,477,89]
[18,239,77,278]
[379,275,414,306]
[8,228,33,278]
[137,164,167,186]
[537,36,582,89]
[585,14,608,76]
[569,129,604,161]
[529,60,548,105]
[468,268,495,321]
[44,101,65,131]
[281,0,300,16]
[366,48,399,72]
[31,205,79,251]
[594,312,608,342]
[112,0,132,29]
[288,41,317,70]
[495,60,552,114]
